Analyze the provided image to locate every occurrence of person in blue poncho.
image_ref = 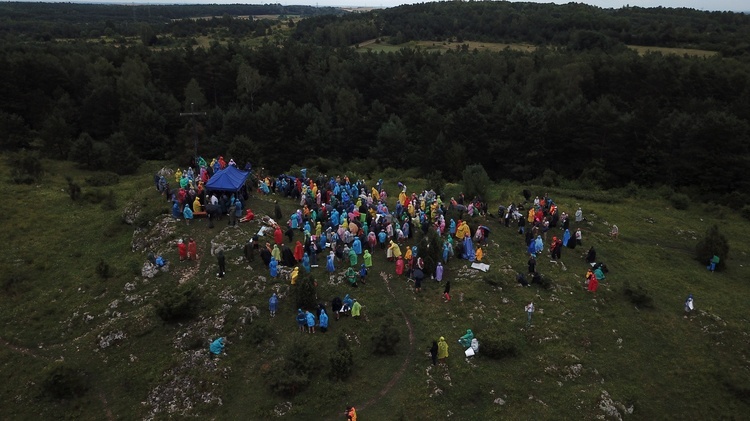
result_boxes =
[296,309,306,332]
[462,235,476,262]
[269,257,279,278]
[326,251,336,273]
[182,204,193,225]
[269,293,278,317]
[302,252,311,273]
[378,230,387,249]
[534,235,544,254]
[306,310,316,333]
[319,232,327,250]
[319,309,329,333]
[562,229,571,247]
[341,294,354,314]
[449,219,456,236]
[352,237,362,255]
[172,201,181,220]
[209,337,225,356]
[290,212,299,229]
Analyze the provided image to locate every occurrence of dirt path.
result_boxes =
[356,273,416,413]
[0,337,43,359]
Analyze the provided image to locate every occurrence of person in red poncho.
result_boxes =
[294,241,304,262]
[587,270,598,292]
[395,256,404,275]
[177,239,188,261]
[240,208,254,222]
[274,225,283,245]
[187,238,198,260]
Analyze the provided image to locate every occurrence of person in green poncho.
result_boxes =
[708,255,720,272]
[349,248,358,267]
[437,336,449,364]
[346,266,358,287]
[458,329,474,348]
[351,299,362,318]
[363,250,372,268]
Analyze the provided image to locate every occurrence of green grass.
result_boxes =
[1,158,748,419]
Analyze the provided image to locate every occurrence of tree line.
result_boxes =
[1,2,749,204]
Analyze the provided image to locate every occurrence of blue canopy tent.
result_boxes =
[205,165,250,192]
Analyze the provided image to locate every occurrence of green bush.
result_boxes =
[41,363,89,400]
[329,334,354,381]
[371,317,401,355]
[695,225,729,271]
[462,164,491,201]
[95,259,111,279]
[741,205,750,221]
[671,193,690,210]
[540,169,559,187]
[101,189,118,211]
[85,172,120,187]
[481,338,519,360]
[417,228,443,277]
[425,170,446,197]
[155,282,203,322]
[9,150,43,184]
[246,321,272,345]
[623,281,654,309]
[2,274,25,296]
[65,176,81,201]
[293,274,318,312]
[264,339,318,397]
[82,188,107,204]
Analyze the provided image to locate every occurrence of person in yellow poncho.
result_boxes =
[351,299,362,318]
[455,221,471,240]
[437,336,449,364]
[388,241,402,260]
[476,246,483,262]
[290,266,299,285]
[371,187,379,200]
[193,196,202,212]
[174,168,182,183]
[528,208,535,223]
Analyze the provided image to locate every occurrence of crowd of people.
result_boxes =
[157,159,619,385]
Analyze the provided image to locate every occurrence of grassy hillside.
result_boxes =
[1,159,748,419]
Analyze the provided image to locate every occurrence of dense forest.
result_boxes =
[1,1,749,204]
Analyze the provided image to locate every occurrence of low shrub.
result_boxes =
[741,205,750,221]
[41,363,89,400]
[329,334,354,381]
[9,150,43,184]
[101,189,117,211]
[246,321,272,345]
[265,340,318,396]
[671,193,690,210]
[2,274,25,296]
[65,176,81,201]
[82,189,107,204]
[292,274,318,312]
[95,259,111,279]
[481,337,519,360]
[85,172,120,187]
[155,282,203,322]
[371,317,401,355]
[695,224,729,271]
[623,281,654,309]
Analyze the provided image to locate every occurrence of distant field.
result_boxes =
[627,45,718,57]
[357,39,537,53]
[356,39,718,57]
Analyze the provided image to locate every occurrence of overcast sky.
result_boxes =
[3,0,746,12]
